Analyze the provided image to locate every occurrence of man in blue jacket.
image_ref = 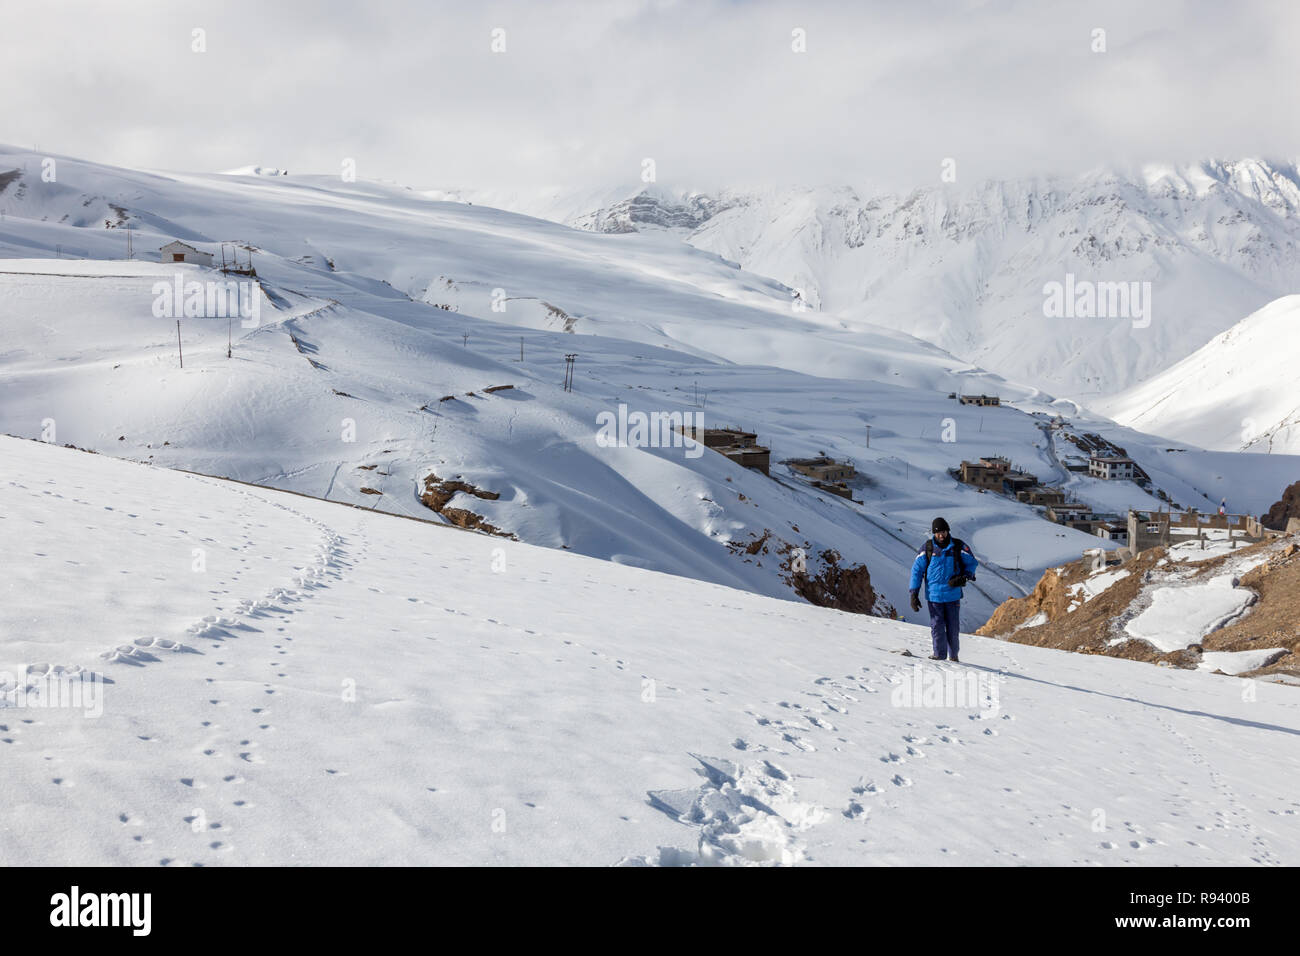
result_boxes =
[908,517,978,662]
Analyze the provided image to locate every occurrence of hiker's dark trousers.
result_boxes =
[928,600,961,659]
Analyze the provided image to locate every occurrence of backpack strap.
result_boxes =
[953,539,969,572]
[923,537,967,578]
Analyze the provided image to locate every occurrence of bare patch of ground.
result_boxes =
[978,535,1300,680]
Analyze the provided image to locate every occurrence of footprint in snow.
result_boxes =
[782,733,816,752]
[762,760,789,780]
[880,752,903,763]
[891,775,912,788]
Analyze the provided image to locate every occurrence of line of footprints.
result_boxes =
[734,664,1015,825]
[127,506,352,866]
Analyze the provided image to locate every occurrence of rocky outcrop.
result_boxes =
[726,530,895,617]
[1263,479,1300,531]
[978,534,1300,681]
[790,549,882,616]
[573,191,732,234]
[419,473,516,539]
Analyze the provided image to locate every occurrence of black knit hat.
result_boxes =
[932,516,950,534]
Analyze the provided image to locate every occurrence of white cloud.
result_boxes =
[4,0,1297,192]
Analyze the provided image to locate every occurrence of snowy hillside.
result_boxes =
[1094,296,1300,454]
[4,437,1300,866]
[3,146,1300,636]
[485,161,1300,403]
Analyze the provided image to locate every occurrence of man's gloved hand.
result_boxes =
[947,574,967,589]
[909,591,922,612]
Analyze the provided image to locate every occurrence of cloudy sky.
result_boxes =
[5,0,1297,193]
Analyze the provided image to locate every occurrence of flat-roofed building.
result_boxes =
[960,456,1010,489]
[1089,455,1135,480]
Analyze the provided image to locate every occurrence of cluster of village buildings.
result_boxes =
[957,455,1134,543]
[959,453,1286,558]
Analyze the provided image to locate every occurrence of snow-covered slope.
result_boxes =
[4,436,1299,866]
[496,161,1300,403]
[1094,296,1300,454]
[3,146,1299,633]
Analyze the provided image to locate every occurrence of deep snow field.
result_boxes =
[3,437,1298,866]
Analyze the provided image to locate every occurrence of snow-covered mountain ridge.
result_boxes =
[481,160,1300,403]
[1094,295,1300,454]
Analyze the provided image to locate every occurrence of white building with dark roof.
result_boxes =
[159,240,214,267]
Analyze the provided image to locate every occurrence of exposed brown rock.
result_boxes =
[419,473,516,539]
[1263,479,1300,531]
[727,532,895,617]
[978,533,1300,679]
[792,549,881,615]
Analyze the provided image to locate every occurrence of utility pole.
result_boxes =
[176,320,184,368]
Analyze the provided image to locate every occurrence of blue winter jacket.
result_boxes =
[908,537,978,603]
